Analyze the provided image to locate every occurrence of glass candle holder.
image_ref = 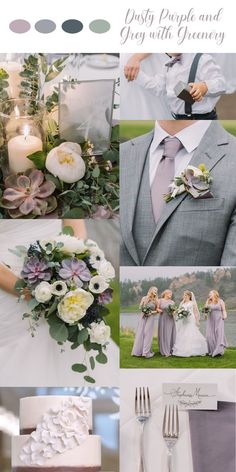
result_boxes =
[0,98,45,174]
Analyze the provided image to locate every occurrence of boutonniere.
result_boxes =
[164,164,213,202]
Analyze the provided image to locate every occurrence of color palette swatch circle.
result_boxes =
[35,19,56,34]
[9,19,31,34]
[62,19,83,34]
[9,18,111,34]
[89,19,110,34]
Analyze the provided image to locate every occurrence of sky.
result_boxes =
[120,266,231,282]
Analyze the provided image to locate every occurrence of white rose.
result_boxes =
[97,260,115,281]
[88,321,111,345]
[35,282,52,303]
[89,276,109,294]
[46,142,86,184]
[186,165,202,177]
[55,234,86,254]
[58,288,94,324]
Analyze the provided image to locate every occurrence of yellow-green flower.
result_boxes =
[198,163,207,172]
[58,288,94,324]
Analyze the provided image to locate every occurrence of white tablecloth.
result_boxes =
[120,369,236,472]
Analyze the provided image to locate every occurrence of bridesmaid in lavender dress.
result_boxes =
[131,287,159,358]
[205,290,228,357]
[158,290,176,357]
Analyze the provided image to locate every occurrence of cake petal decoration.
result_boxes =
[20,397,90,466]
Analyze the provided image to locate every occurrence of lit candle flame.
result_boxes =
[14,105,20,118]
[23,124,30,140]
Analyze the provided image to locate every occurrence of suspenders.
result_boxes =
[185,53,203,116]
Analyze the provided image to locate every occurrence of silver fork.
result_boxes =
[162,404,179,472]
[135,387,151,472]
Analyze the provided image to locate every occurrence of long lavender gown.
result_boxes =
[158,299,176,356]
[206,302,228,357]
[131,301,156,357]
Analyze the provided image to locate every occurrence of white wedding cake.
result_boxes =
[11,396,101,471]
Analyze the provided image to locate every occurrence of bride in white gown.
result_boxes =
[0,220,119,387]
[172,291,208,357]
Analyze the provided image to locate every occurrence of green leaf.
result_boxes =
[47,298,58,316]
[62,225,74,236]
[103,149,119,163]
[92,165,100,178]
[47,313,68,343]
[77,328,89,345]
[72,363,87,373]
[63,208,85,218]
[27,151,46,170]
[45,174,62,190]
[14,279,27,291]
[99,306,110,317]
[89,356,95,370]
[96,352,108,364]
[84,375,96,384]
[27,298,40,310]
[111,125,119,142]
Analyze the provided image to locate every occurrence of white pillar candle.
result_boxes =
[0,61,22,98]
[8,134,43,173]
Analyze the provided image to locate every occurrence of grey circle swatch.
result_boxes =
[9,19,31,34]
[35,19,56,34]
[62,19,83,34]
[89,19,110,34]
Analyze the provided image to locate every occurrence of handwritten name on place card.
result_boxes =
[162,383,218,410]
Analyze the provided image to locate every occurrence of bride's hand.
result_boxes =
[22,287,32,302]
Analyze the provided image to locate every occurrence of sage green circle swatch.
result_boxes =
[35,19,56,34]
[9,19,31,34]
[89,19,110,34]
[62,19,83,34]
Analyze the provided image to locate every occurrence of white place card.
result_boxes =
[163,383,218,410]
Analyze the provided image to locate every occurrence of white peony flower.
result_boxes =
[35,282,52,303]
[89,276,109,294]
[97,259,115,281]
[58,288,94,324]
[88,320,111,345]
[46,142,86,184]
[55,234,86,254]
[89,248,105,269]
[51,281,68,297]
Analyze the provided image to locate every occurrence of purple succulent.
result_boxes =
[59,258,91,287]
[21,256,52,285]
[98,288,113,305]
[1,169,57,218]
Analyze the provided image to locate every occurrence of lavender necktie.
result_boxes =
[151,136,183,222]
[165,54,182,69]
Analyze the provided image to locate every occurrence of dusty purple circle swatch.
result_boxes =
[35,19,56,34]
[9,19,31,34]
[89,19,110,34]
[62,19,83,34]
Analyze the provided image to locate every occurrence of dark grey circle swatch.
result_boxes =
[89,19,110,34]
[62,19,83,34]
[35,19,56,34]
[9,19,31,34]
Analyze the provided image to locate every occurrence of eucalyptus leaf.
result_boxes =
[92,165,100,178]
[89,356,95,370]
[77,328,89,345]
[14,279,27,291]
[47,313,68,343]
[96,352,108,364]
[27,298,40,310]
[84,375,96,384]
[27,151,46,170]
[72,363,87,373]
[62,226,74,236]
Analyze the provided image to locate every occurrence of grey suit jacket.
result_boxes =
[120,121,236,266]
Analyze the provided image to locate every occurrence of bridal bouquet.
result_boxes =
[167,304,177,316]
[201,306,211,319]
[175,307,191,321]
[12,226,115,383]
[164,164,213,202]
[142,305,153,317]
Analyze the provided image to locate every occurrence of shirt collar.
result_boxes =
[153,120,211,153]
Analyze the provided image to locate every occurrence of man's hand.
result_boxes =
[189,81,208,102]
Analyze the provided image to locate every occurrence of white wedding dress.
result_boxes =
[172,301,208,357]
[0,220,119,386]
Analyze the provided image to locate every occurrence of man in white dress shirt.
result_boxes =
[132,53,226,119]
[120,119,236,266]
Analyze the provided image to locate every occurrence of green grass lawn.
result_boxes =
[121,304,139,313]
[120,120,236,142]
[120,333,236,368]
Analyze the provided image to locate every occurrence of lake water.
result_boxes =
[121,311,236,347]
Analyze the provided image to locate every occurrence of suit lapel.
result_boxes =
[121,131,154,265]
[142,121,230,264]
